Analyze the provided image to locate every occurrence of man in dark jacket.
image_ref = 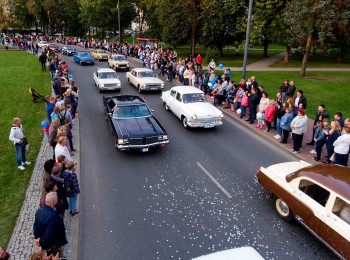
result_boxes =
[39,52,47,71]
[52,77,60,96]
[246,88,259,124]
[306,104,330,145]
[33,192,67,256]
[294,90,307,109]
[286,80,296,97]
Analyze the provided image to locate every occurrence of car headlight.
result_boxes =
[161,83,164,89]
[116,64,119,67]
[100,84,105,88]
[117,83,121,87]
[158,135,168,140]
[127,63,130,67]
[191,115,197,120]
[142,84,146,88]
[219,114,224,118]
[117,138,128,145]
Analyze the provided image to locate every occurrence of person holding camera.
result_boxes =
[9,117,31,170]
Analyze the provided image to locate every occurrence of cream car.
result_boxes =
[126,68,164,93]
[161,86,224,129]
[91,49,109,61]
[93,68,121,93]
[108,54,130,71]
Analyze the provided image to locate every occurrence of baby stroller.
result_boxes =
[29,87,47,103]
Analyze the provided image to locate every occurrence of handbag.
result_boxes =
[20,137,28,147]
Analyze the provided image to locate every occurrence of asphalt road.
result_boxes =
[61,52,335,260]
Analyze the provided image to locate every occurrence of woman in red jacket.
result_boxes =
[264,100,276,133]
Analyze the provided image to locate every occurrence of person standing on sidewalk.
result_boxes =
[62,161,81,217]
[39,52,47,71]
[323,121,342,164]
[33,192,67,257]
[196,54,202,70]
[306,104,330,146]
[9,118,31,170]
[290,109,308,154]
[333,126,350,166]
[246,88,259,124]
[49,118,60,160]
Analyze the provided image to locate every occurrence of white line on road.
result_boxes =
[196,162,233,199]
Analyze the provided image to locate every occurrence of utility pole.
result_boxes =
[242,0,253,80]
[118,0,121,43]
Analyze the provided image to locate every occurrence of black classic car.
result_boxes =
[103,95,169,152]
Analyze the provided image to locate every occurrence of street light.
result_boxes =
[242,0,253,80]
[118,0,121,43]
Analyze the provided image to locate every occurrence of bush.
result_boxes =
[205,49,218,64]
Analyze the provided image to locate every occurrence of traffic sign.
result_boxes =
[131,32,135,38]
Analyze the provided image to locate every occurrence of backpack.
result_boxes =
[59,110,67,125]
[63,173,74,195]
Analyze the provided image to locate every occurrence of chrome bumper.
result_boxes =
[188,121,223,128]
[117,140,169,150]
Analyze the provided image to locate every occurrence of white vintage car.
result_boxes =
[108,54,130,71]
[93,68,121,93]
[193,247,264,260]
[161,86,224,129]
[126,68,165,93]
[38,41,49,48]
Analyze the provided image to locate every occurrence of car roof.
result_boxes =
[96,68,115,73]
[170,86,204,94]
[111,54,124,57]
[287,164,350,199]
[105,95,145,106]
[132,68,154,73]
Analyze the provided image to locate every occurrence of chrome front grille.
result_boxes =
[197,118,219,123]
[129,137,158,145]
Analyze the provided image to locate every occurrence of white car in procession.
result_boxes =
[126,68,165,93]
[38,41,49,48]
[93,68,121,93]
[161,86,224,129]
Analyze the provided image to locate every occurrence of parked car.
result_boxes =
[108,54,130,71]
[126,68,164,93]
[93,68,121,93]
[256,162,350,259]
[73,51,95,65]
[48,44,60,52]
[91,49,109,61]
[161,86,224,129]
[193,247,264,260]
[62,46,77,56]
[37,41,49,48]
[102,95,169,152]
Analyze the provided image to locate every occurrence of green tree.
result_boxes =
[200,0,246,57]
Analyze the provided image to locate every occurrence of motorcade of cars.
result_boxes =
[102,95,169,152]
[126,68,164,93]
[161,86,224,129]
[93,68,121,93]
[37,41,49,48]
[256,162,350,259]
[108,54,130,71]
[62,46,77,56]
[48,44,60,52]
[193,247,264,260]
[73,51,95,65]
[91,49,109,61]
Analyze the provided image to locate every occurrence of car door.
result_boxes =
[93,72,99,86]
[318,196,350,258]
[172,92,184,119]
[165,90,177,111]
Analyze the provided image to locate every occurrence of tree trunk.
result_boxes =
[218,46,223,58]
[337,53,344,63]
[263,37,269,58]
[283,45,290,63]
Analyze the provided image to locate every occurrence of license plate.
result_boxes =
[204,124,213,128]
[142,148,149,152]
[151,88,158,90]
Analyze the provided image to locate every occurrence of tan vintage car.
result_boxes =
[256,162,350,259]
[91,49,109,61]
[108,54,130,71]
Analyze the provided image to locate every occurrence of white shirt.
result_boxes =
[55,143,73,162]
[333,133,350,154]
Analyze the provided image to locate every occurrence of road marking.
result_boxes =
[196,162,233,199]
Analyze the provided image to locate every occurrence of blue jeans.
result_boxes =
[315,139,326,160]
[184,78,189,85]
[249,107,256,122]
[276,118,282,135]
[14,143,26,166]
[69,195,77,213]
[236,102,241,109]
[241,106,247,117]
[168,71,173,82]
[50,70,55,82]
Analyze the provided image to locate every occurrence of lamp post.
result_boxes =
[242,0,253,80]
[118,0,121,43]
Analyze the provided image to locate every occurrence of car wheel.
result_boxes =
[182,116,189,129]
[164,103,170,111]
[274,196,293,222]
[92,62,95,65]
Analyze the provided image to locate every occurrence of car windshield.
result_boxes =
[78,52,89,56]
[113,104,151,118]
[99,72,117,79]
[97,50,106,53]
[182,93,207,103]
[113,56,126,61]
[50,45,58,47]
[139,71,156,78]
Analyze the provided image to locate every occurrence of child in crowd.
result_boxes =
[256,108,265,129]
[240,92,249,119]
[198,76,203,90]
[62,161,81,217]
[43,120,50,143]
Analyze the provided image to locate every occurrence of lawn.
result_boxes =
[0,52,50,249]
[270,53,350,68]
[225,71,350,118]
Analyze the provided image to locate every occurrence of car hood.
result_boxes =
[184,102,222,118]
[81,55,94,59]
[114,61,129,65]
[265,161,311,181]
[98,78,121,84]
[96,53,109,57]
[138,78,164,85]
[113,116,159,138]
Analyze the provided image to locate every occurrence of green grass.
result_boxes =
[223,71,350,118]
[270,53,350,68]
[0,52,50,249]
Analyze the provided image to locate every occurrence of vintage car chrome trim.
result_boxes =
[295,215,345,260]
[117,140,169,149]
